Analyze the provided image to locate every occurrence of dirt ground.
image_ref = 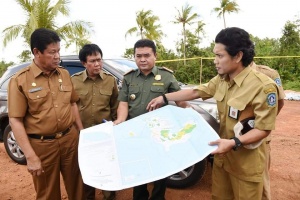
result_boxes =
[0,100,300,200]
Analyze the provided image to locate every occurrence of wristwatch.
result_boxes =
[231,136,242,151]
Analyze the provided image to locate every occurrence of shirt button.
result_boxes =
[37,95,39,98]
[55,105,58,108]
[58,119,61,122]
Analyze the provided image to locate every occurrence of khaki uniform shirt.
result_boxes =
[251,62,285,141]
[250,62,285,100]
[196,67,278,182]
[118,66,180,119]
[8,62,78,135]
[71,70,119,128]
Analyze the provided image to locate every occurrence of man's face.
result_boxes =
[134,47,156,75]
[83,52,103,79]
[35,42,60,73]
[213,43,240,76]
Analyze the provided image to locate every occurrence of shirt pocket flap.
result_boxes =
[129,86,140,94]
[150,85,164,93]
[100,89,112,96]
[228,98,246,110]
[214,90,225,101]
[28,90,47,100]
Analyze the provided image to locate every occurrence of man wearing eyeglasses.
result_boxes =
[71,44,118,200]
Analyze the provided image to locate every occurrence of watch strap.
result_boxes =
[231,136,242,151]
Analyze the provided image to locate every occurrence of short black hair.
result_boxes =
[30,28,61,54]
[215,27,255,67]
[79,44,103,62]
[133,39,156,55]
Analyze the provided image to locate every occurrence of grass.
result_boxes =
[283,80,300,91]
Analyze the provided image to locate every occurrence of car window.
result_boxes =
[104,59,138,75]
[0,76,11,90]
[63,65,85,75]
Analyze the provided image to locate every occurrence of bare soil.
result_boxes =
[0,100,299,200]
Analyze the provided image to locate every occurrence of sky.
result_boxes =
[0,0,300,63]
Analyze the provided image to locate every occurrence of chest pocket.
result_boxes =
[150,85,164,93]
[214,90,225,113]
[227,98,247,111]
[100,89,112,96]
[27,90,49,112]
[60,85,72,104]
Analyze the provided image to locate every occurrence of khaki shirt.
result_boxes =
[251,62,285,141]
[71,70,119,128]
[196,66,278,182]
[250,62,285,100]
[8,62,78,135]
[118,66,180,119]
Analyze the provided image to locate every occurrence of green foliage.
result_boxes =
[283,80,300,91]
[125,10,164,44]
[0,61,14,77]
[2,0,93,62]
[212,0,240,28]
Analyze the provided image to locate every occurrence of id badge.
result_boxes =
[228,106,239,119]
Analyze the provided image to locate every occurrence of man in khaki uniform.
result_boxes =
[71,44,118,200]
[8,28,84,199]
[148,27,279,199]
[114,39,189,200]
[250,62,285,200]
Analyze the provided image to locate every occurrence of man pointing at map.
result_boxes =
[114,39,189,200]
[147,27,279,199]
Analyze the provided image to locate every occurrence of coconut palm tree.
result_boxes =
[212,0,240,28]
[2,0,93,59]
[172,3,199,66]
[195,21,206,47]
[125,9,164,44]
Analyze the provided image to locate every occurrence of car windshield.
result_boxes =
[104,59,138,75]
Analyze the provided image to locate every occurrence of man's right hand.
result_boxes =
[27,155,44,176]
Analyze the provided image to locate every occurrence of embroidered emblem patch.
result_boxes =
[266,93,276,106]
[274,78,282,87]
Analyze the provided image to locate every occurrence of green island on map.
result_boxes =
[145,117,197,150]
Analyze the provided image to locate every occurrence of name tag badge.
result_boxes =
[29,87,42,93]
[228,106,239,119]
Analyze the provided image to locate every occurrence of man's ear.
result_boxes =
[32,48,40,56]
[81,61,87,68]
[235,51,243,63]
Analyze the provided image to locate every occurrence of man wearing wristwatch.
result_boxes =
[147,27,279,199]
[114,39,189,200]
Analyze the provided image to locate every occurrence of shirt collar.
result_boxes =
[31,60,60,78]
[233,66,252,87]
[136,66,157,77]
[82,69,104,81]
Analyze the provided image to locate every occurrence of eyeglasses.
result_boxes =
[87,58,102,64]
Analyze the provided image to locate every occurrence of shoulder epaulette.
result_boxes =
[159,66,174,73]
[14,66,30,77]
[71,70,84,77]
[123,69,136,76]
[58,65,66,69]
[103,71,113,76]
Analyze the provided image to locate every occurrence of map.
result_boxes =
[78,105,220,191]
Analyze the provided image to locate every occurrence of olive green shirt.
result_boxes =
[71,70,119,128]
[196,66,278,182]
[118,66,180,119]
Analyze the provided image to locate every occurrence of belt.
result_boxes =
[28,125,72,140]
